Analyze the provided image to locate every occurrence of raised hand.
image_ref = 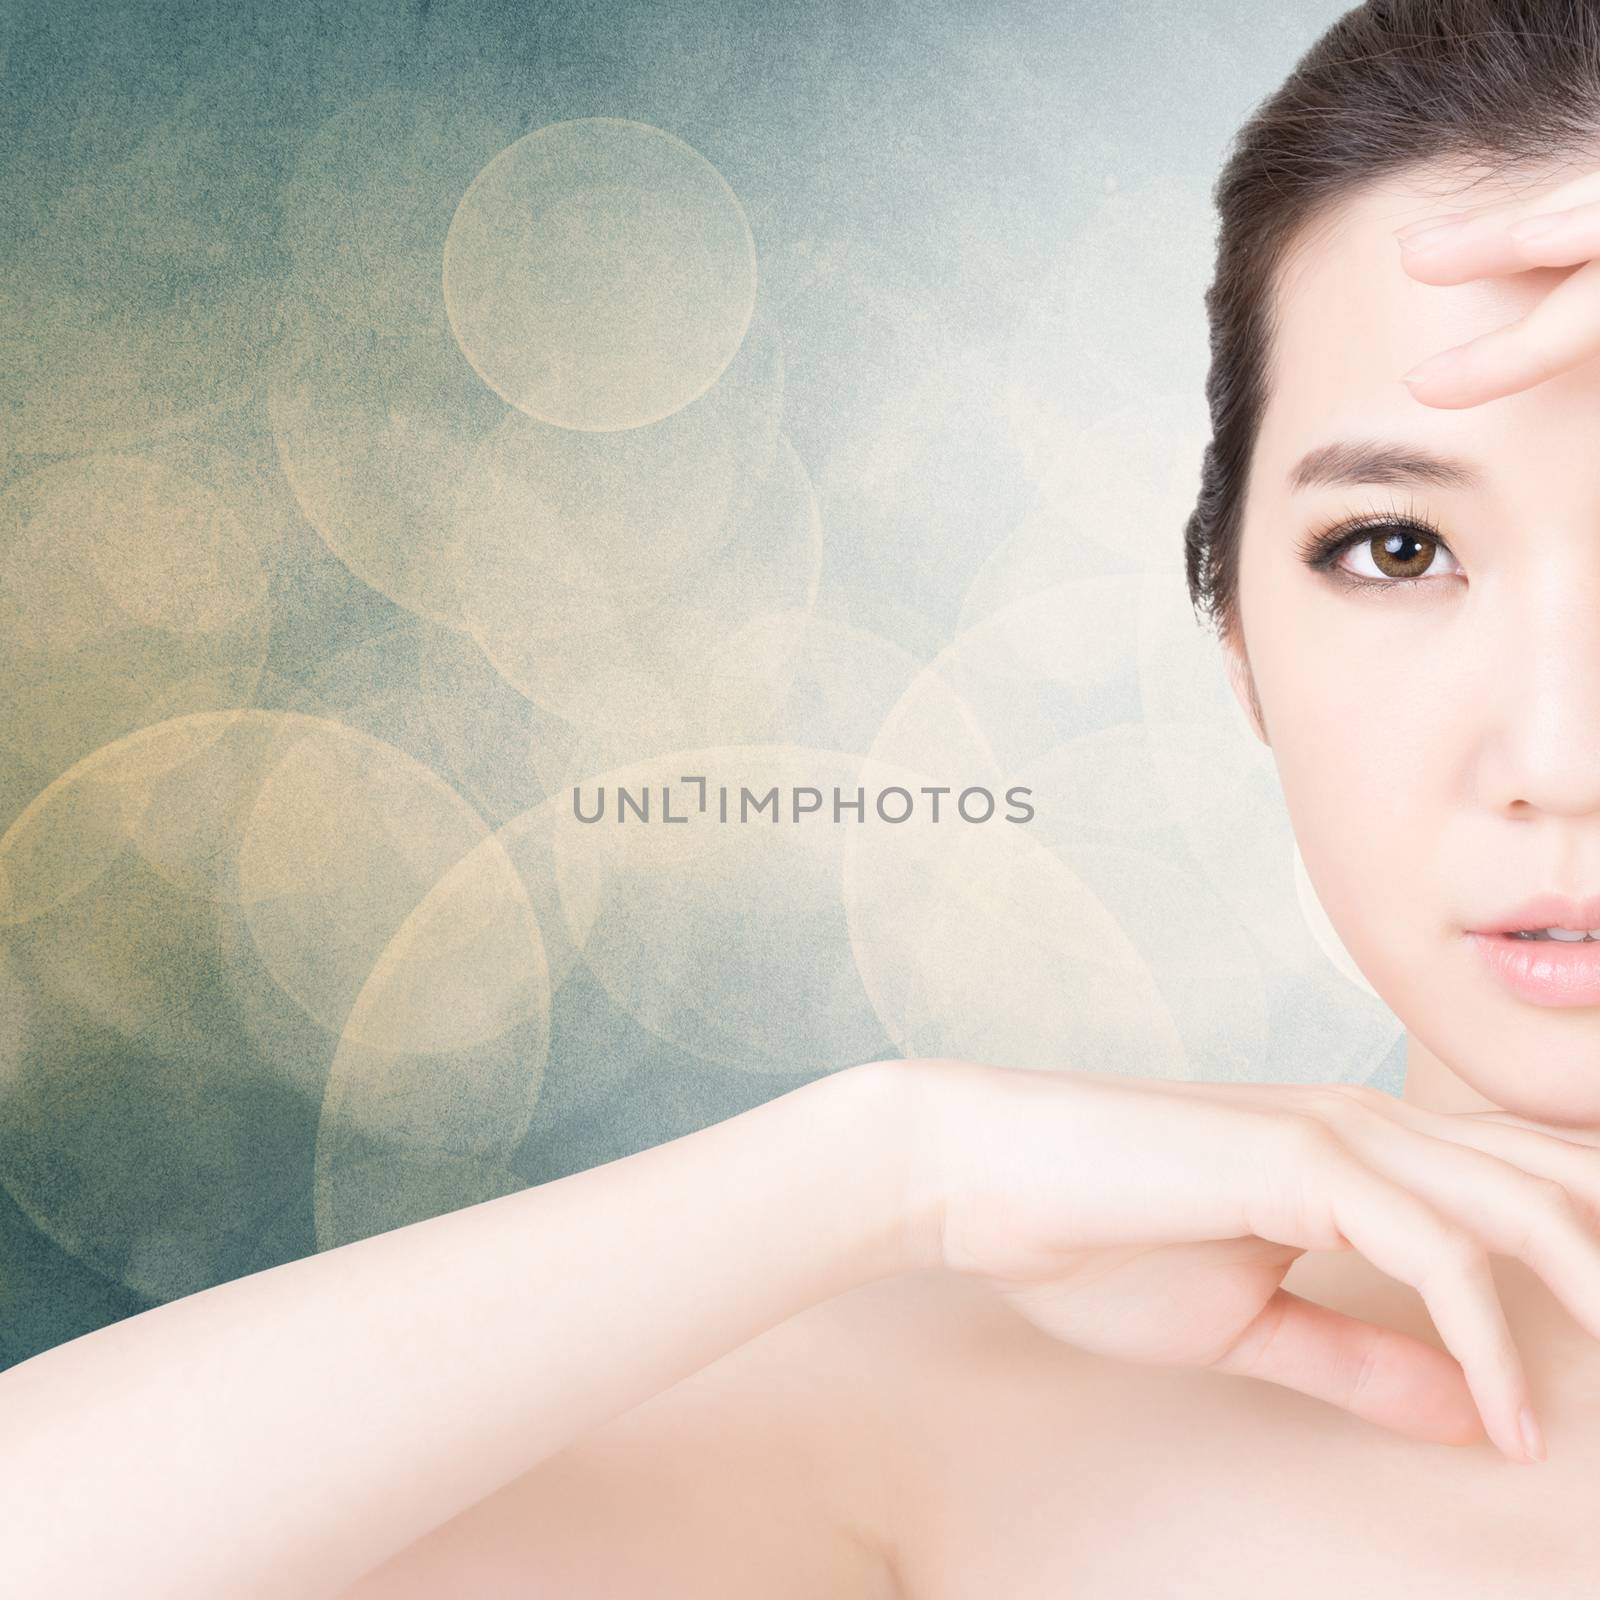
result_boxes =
[906,1059,1600,1466]
[1396,166,1600,407]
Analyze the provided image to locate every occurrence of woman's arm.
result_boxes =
[0,1061,944,1600]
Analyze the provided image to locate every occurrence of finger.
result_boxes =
[1158,1079,1600,1241]
[1138,1076,1600,1212]
[1509,198,1600,266]
[1450,1108,1600,1148]
[1394,168,1600,244]
[1402,255,1600,407]
[1209,1287,1487,1449]
[1321,1112,1600,1347]
[1398,200,1557,282]
[1125,1076,1600,1214]
[1375,1102,1600,1215]
[1253,1121,1540,1464]
[1401,199,1600,285]
[1166,1077,1600,1152]
[1141,1078,1600,1196]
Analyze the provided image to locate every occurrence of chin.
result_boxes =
[1359,934,1600,1128]
[1426,1017,1600,1129]
[1474,1069,1600,1130]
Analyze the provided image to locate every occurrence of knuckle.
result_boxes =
[1293,1083,1384,1124]
[1343,1082,1390,1113]
[1208,1292,1288,1376]
[1421,1227,1485,1289]
[1274,1110,1345,1162]
[1291,1086,1348,1119]
[1526,1172,1579,1229]
[1341,1333,1383,1408]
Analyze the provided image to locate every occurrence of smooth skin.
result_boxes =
[356,152,1600,1592]
[9,158,1600,1596]
[1394,168,1600,406]
[934,156,1600,1478]
[0,1064,930,1598]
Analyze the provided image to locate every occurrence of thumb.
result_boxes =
[1208,1287,1485,1448]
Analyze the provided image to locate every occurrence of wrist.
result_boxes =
[824,1059,948,1278]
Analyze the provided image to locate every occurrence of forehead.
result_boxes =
[1254,161,1600,488]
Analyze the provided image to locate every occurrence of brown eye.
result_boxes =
[1300,516,1464,588]
[1360,525,1441,580]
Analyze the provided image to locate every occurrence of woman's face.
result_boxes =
[1229,161,1600,1125]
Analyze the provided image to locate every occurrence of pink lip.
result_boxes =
[1470,890,1600,935]
[1467,931,1600,1008]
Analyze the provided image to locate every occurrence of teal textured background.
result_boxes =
[0,0,1406,1372]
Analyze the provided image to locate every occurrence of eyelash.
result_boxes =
[1294,499,1460,592]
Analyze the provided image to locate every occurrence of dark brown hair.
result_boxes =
[1185,0,1600,670]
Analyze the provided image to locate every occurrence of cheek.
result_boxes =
[1242,576,1600,1119]
[1252,629,1442,968]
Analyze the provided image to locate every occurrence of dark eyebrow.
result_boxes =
[1287,440,1483,494]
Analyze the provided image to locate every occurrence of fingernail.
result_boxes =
[1402,347,1466,388]
[1519,1402,1547,1464]
[1400,219,1467,254]
[1395,212,1460,239]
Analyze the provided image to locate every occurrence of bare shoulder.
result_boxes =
[338,1269,1034,1600]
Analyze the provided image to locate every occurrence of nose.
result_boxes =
[1483,561,1600,821]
